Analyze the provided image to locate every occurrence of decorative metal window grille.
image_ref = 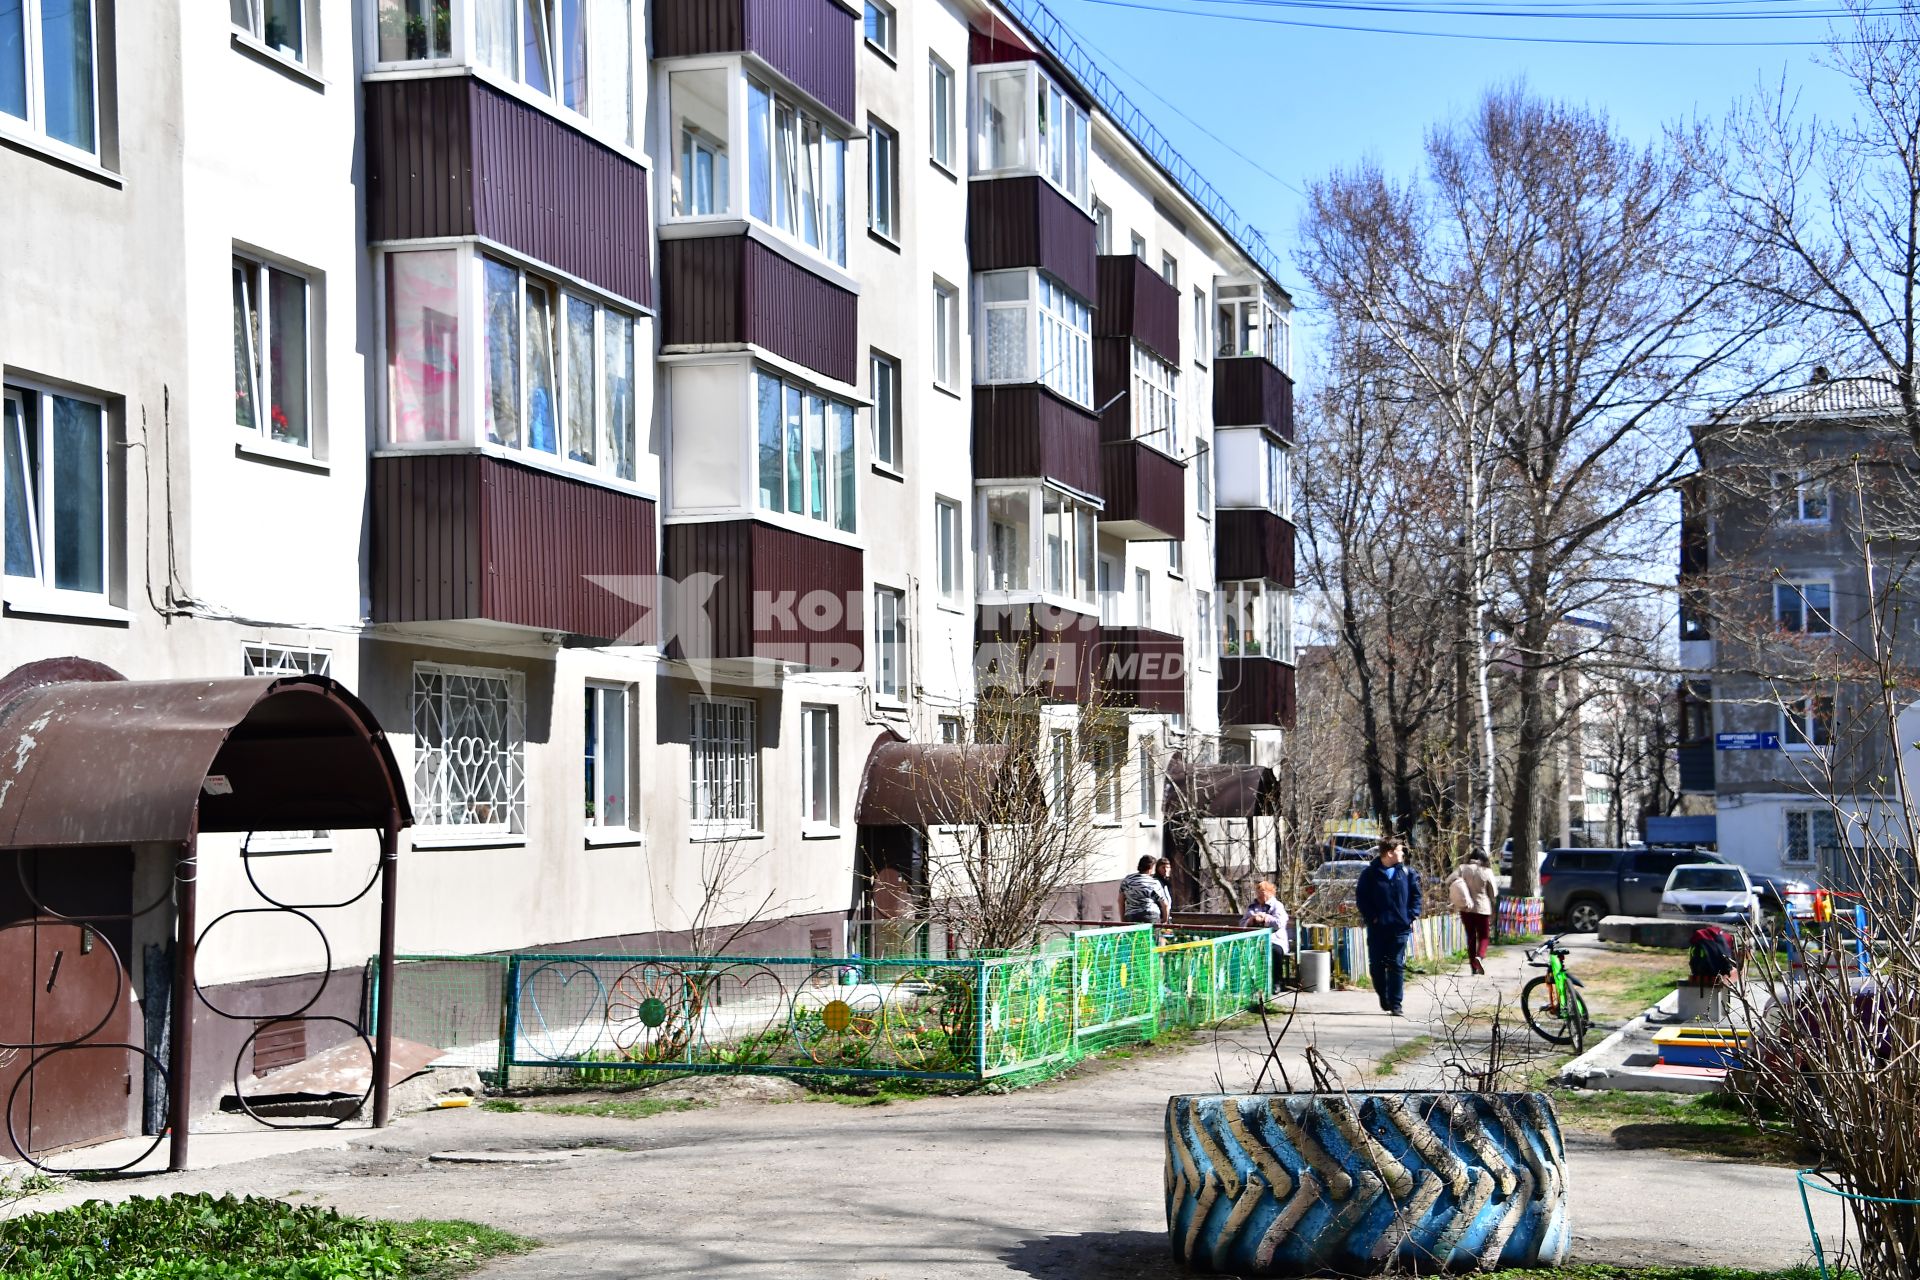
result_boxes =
[412,665,527,833]
[244,643,332,677]
[691,696,758,829]
[1786,810,1837,865]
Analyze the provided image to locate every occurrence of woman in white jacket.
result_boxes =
[1449,852,1499,975]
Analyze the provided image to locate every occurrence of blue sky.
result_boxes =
[1044,0,1863,304]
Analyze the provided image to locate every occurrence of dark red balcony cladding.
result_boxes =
[976,603,1098,705]
[967,177,1098,303]
[1212,356,1294,442]
[660,234,858,384]
[365,75,652,307]
[371,453,656,643]
[654,0,857,123]
[972,386,1103,498]
[1219,655,1296,729]
[1094,255,1180,365]
[1096,626,1186,714]
[1214,508,1295,587]
[1099,439,1186,542]
[662,519,864,669]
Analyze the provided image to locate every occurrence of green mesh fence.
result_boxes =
[381,924,1274,1089]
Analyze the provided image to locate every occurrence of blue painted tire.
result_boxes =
[1164,1091,1570,1274]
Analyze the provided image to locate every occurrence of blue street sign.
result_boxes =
[1716,732,1781,751]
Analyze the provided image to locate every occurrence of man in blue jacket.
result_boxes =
[1354,837,1421,1016]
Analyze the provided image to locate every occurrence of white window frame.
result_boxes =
[1773,469,1830,524]
[2,379,113,613]
[1168,538,1183,579]
[1196,438,1213,520]
[977,482,1096,610]
[1774,578,1834,636]
[862,0,896,57]
[233,252,318,457]
[1782,690,1835,752]
[1785,808,1836,867]
[584,681,636,835]
[874,584,909,704]
[800,703,840,833]
[974,268,1093,408]
[935,496,963,608]
[1192,287,1210,369]
[1049,728,1073,814]
[1216,279,1285,363]
[233,0,309,64]
[1220,580,1293,663]
[929,54,955,172]
[870,349,901,472]
[1090,727,1122,821]
[970,60,1089,206]
[1130,232,1147,260]
[754,366,859,533]
[690,695,759,836]
[938,714,963,743]
[0,0,101,162]
[868,116,899,242]
[1196,590,1214,671]
[411,662,528,837]
[1161,253,1178,287]
[1265,436,1292,519]
[932,279,959,389]
[1131,342,1179,455]
[1137,737,1159,820]
[1097,553,1122,626]
[1134,567,1152,629]
[1094,201,1113,254]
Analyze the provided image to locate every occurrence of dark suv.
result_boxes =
[1541,847,1733,932]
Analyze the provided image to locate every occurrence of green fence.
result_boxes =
[383,924,1274,1088]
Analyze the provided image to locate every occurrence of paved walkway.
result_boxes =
[10,939,1831,1277]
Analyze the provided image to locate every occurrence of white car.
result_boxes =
[1658,863,1762,929]
[1301,859,1370,921]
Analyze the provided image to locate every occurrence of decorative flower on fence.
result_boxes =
[791,968,883,1066]
[606,964,699,1063]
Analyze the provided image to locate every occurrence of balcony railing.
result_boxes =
[1095,626,1185,713]
[1219,654,1295,729]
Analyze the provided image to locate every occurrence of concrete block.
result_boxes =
[1597,916,1697,949]
[1674,984,1731,1022]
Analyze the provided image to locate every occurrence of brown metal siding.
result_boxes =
[1094,337,1130,444]
[1212,356,1295,441]
[660,235,856,383]
[662,519,864,668]
[1214,508,1295,587]
[967,177,1098,303]
[365,75,652,307]
[655,0,856,122]
[1095,255,1180,365]
[371,453,657,643]
[972,386,1103,497]
[1219,656,1296,729]
[1096,626,1186,714]
[1100,440,1186,541]
[976,602,1097,704]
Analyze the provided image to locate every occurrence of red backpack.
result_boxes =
[1689,925,1736,987]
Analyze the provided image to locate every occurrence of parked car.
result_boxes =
[1542,846,1734,932]
[1300,859,1370,921]
[1659,863,1763,929]
[1747,870,1818,921]
[1500,837,1547,876]
[1323,834,1380,862]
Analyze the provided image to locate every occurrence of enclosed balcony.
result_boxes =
[1214,509,1295,586]
[1219,656,1296,729]
[653,0,857,123]
[1095,626,1185,714]
[1213,356,1294,441]
[660,234,857,383]
[976,602,1098,705]
[1098,440,1184,542]
[1095,255,1180,364]
[662,519,864,670]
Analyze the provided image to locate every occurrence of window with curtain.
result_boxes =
[973,269,1091,407]
[1131,344,1178,454]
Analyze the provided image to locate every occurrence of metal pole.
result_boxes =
[371,817,400,1128]
[167,825,198,1173]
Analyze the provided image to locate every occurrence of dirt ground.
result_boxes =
[14,936,1834,1278]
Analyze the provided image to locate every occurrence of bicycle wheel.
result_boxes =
[1569,993,1591,1053]
[1522,975,1580,1045]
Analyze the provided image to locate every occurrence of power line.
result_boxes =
[1174,0,1869,18]
[1079,0,1863,45]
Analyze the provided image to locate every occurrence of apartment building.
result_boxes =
[1675,373,1909,882]
[0,0,1296,1154]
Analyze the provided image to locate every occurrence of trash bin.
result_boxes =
[1297,949,1331,995]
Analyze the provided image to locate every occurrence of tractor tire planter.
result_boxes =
[1165,1091,1570,1275]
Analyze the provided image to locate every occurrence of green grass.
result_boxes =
[0,1194,535,1279]
[1548,1088,1807,1164]
[1612,963,1690,1014]
[1483,1267,1836,1280]
[1373,1033,1436,1077]
[482,1095,701,1120]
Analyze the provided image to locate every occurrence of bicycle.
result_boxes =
[1521,935,1591,1051]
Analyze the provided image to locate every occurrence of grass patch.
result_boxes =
[0,1194,535,1279]
[1373,1033,1436,1077]
[1549,1088,1808,1165]
[482,1095,700,1120]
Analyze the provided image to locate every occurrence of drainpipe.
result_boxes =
[372,814,400,1128]
[167,820,198,1172]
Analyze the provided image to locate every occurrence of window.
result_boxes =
[1137,738,1159,818]
[1774,469,1830,524]
[1220,581,1292,662]
[233,254,314,452]
[863,0,895,56]
[1168,539,1183,577]
[975,269,1093,407]
[1094,202,1113,254]
[375,0,451,60]
[1,0,97,156]
[1783,692,1835,749]
[868,118,898,241]
[1785,809,1837,866]
[929,55,954,170]
[1097,554,1121,626]
[584,682,632,830]
[1193,288,1209,366]
[972,61,1088,204]
[668,66,730,216]
[935,496,963,606]
[1090,728,1122,818]
[4,381,108,602]
[1775,581,1833,635]
[232,0,305,61]
[980,484,1095,605]
[870,350,901,470]
[1196,440,1212,518]
[1049,729,1073,812]
[384,250,462,445]
[1196,590,1214,670]
[932,280,958,387]
[874,585,908,702]
[1584,786,1610,809]
[1130,232,1147,260]
[749,78,848,265]
[1131,344,1178,453]
[1216,281,1285,362]
[1161,253,1178,287]
[801,704,839,830]
[244,643,331,677]
[1266,436,1290,518]
[939,715,963,743]
[1135,567,1152,629]
[413,665,527,834]
[755,369,856,533]
[691,696,757,831]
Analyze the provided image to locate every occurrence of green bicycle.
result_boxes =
[1521,935,1590,1051]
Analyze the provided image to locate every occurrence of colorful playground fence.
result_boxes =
[1496,896,1544,941]
[378,924,1273,1088]
[1296,914,1468,986]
